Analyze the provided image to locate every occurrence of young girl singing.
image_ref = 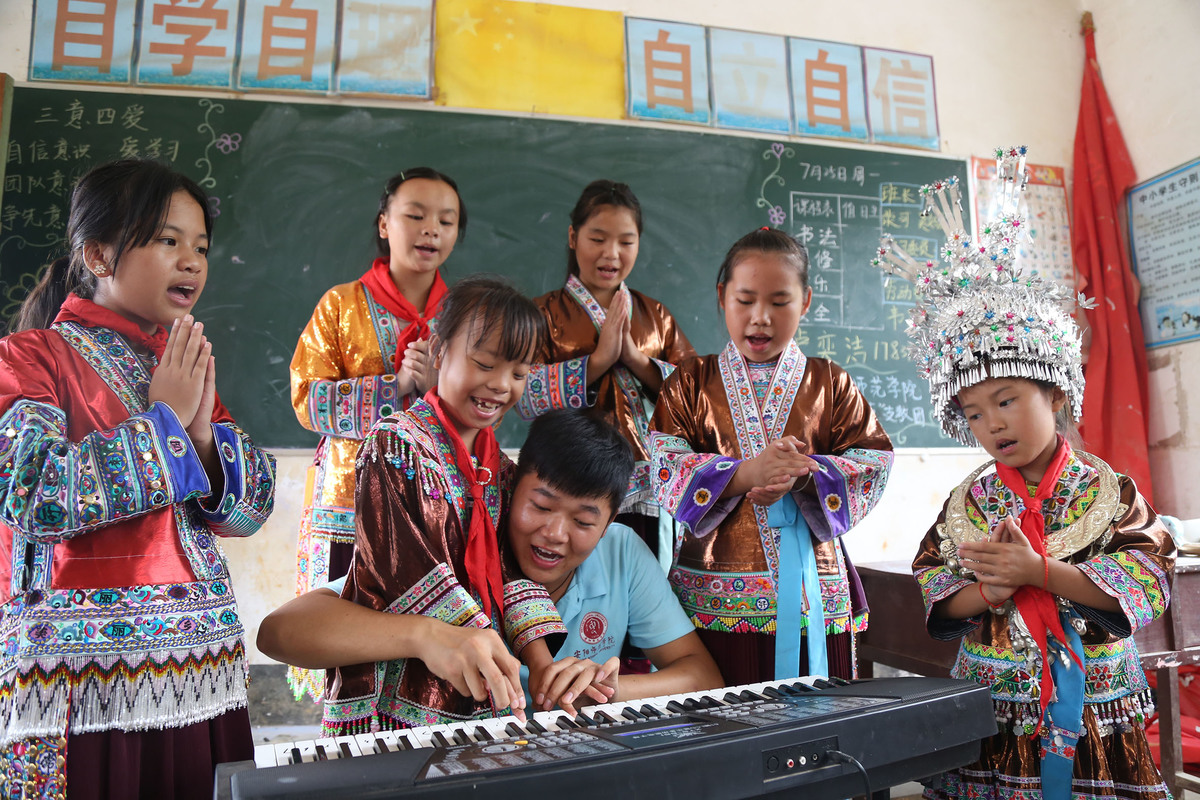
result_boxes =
[516,180,695,554]
[0,159,276,800]
[650,227,893,687]
[875,149,1173,800]
[322,275,567,733]
[289,167,465,699]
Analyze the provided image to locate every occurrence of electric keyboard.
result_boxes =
[215,676,995,800]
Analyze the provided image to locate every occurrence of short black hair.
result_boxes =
[435,274,546,365]
[515,410,634,517]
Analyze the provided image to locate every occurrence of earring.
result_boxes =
[92,263,110,277]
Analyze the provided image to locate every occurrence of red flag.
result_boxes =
[1071,11,1154,502]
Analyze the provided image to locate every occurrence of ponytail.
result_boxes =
[12,256,94,332]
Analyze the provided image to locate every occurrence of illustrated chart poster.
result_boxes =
[1128,156,1200,348]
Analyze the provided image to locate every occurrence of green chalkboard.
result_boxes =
[0,85,968,448]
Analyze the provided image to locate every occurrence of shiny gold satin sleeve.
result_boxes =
[289,281,392,431]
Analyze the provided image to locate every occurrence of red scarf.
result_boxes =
[360,259,448,372]
[55,293,170,358]
[423,389,504,618]
[993,435,1084,727]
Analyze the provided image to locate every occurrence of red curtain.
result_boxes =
[1071,12,1154,502]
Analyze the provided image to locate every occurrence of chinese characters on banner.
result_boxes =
[1127,157,1200,348]
[971,155,1075,291]
[626,20,938,150]
[31,0,434,97]
[27,1,937,150]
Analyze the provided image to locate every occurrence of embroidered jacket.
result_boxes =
[289,279,418,695]
[516,279,695,513]
[913,449,1175,735]
[322,400,565,733]
[0,307,276,746]
[650,342,893,636]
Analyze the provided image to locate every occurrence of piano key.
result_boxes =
[621,707,645,721]
[524,717,548,734]
[470,723,495,742]
[739,689,767,702]
[293,740,320,763]
[407,726,439,749]
[450,727,473,745]
[762,686,785,699]
[272,742,296,766]
[553,714,579,729]
[593,710,619,724]
[575,711,598,727]
[254,744,280,769]
[813,678,835,689]
[334,736,363,759]
[313,738,340,760]
[666,700,688,713]
[640,704,662,717]
[504,722,526,738]
[354,733,381,755]
[432,731,454,748]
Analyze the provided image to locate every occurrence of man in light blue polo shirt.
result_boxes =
[259,410,722,715]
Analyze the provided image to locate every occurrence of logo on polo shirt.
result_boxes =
[579,611,607,645]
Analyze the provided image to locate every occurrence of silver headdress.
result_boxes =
[870,146,1094,445]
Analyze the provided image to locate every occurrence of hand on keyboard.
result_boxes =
[420,623,526,719]
[531,655,619,715]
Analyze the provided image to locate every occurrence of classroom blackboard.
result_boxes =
[0,85,968,448]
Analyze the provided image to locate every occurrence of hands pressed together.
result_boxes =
[148,315,218,467]
[741,436,823,506]
[397,335,439,398]
[957,516,1043,606]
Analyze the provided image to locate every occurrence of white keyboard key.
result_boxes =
[255,744,280,769]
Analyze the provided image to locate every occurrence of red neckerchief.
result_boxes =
[55,293,169,358]
[422,389,504,618]
[360,259,447,372]
[993,435,1083,729]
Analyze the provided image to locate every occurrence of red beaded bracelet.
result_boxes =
[979,582,1005,609]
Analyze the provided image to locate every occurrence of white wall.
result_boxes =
[1,0,1196,663]
[1087,0,1200,519]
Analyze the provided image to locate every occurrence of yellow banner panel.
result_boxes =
[435,0,625,119]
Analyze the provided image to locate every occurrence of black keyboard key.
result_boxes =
[762,686,785,699]
[575,711,597,727]
[433,732,453,748]
[723,692,741,704]
[473,727,494,742]
[666,700,688,713]
[525,718,547,734]
[640,704,662,717]
[373,738,392,755]
[813,679,835,689]
[289,747,302,765]
[555,715,579,729]
[339,742,355,759]
[452,728,472,745]
[505,723,526,737]
[594,710,619,724]
[790,681,815,692]
[621,707,645,721]
[739,690,766,702]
